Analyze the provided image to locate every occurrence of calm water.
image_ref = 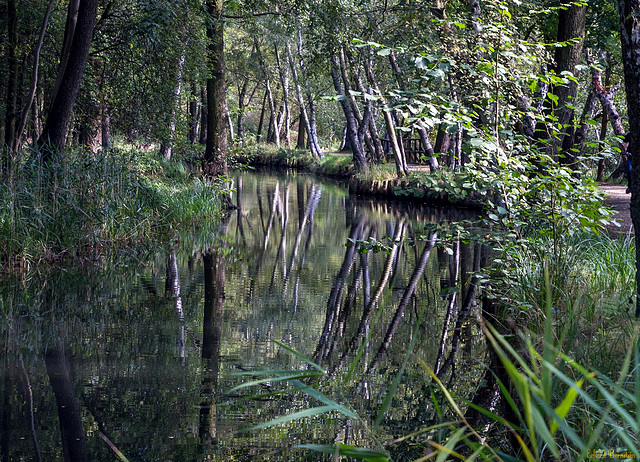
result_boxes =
[1,170,490,461]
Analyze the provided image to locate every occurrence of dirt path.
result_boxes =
[599,183,634,236]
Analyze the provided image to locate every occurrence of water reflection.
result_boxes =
[0,170,488,460]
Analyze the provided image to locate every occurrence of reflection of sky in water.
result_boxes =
[1,170,486,461]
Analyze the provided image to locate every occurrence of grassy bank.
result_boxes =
[0,144,223,270]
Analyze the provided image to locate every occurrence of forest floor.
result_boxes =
[600,183,634,236]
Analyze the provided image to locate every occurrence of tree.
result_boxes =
[203,0,228,179]
[618,0,640,316]
[38,0,98,159]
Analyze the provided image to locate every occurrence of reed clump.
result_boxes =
[0,144,223,270]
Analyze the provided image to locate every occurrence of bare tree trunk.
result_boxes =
[296,112,306,149]
[364,48,407,176]
[255,37,280,147]
[159,51,185,160]
[618,0,640,316]
[51,0,80,103]
[189,82,198,143]
[236,78,250,145]
[38,0,98,159]
[274,43,291,147]
[199,86,207,145]
[549,3,587,163]
[3,0,18,172]
[256,89,267,143]
[295,28,323,157]
[203,0,228,179]
[330,54,367,172]
[286,40,323,157]
[13,0,56,153]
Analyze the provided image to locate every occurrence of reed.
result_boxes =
[0,144,223,269]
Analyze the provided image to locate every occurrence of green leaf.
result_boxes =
[297,444,389,461]
[238,405,335,432]
[273,340,325,372]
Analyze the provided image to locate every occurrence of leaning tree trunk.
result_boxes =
[295,28,323,158]
[619,0,640,317]
[274,43,291,147]
[286,40,323,158]
[330,54,367,173]
[38,0,98,160]
[203,0,228,179]
[364,48,407,176]
[255,37,280,147]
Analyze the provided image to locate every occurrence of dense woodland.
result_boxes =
[4,0,640,459]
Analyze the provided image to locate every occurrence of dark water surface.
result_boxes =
[1,171,490,461]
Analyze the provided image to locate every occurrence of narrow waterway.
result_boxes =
[1,170,490,461]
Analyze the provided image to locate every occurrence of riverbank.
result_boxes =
[237,146,482,208]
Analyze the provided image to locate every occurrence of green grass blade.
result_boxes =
[228,372,324,393]
[274,339,325,372]
[237,405,334,433]
[297,444,390,461]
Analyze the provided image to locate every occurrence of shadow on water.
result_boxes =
[0,170,495,460]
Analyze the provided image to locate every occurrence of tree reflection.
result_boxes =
[45,343,88,462]
[199,214,230,449]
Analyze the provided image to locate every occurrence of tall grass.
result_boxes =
[0,144,223,268]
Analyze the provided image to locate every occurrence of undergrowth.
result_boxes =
[0,144,223,270]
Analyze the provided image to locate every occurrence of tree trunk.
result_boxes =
[618,0,640,316]
[330,54,367,173]
[236,78,249,145]
[51,0,80,103]
[296,112,306,149]
[364,48,407,176]
[274,43,291,147]
[255,37,280,147]
[551,3,587,164]
[199,86,207,145]
[294,29,323,157]
[286,40,323,158]
[3,0,18,171]
[256,89,267,144]
[159,51,185,160]
[13,0,56,153]
[203,0,228,179]
[38,0,98,159]
[189,82,198,143]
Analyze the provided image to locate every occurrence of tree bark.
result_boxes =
[274,43,291,147]
[550,3,587,164]
[38,0,98,159]
[3,0,18,170]
[255,37,280,147]
[618,0,640,316]
[45,343,89,462]
[199,86,207,145]
[203,0,228,179]
[159,51,185,160]
[364,48,407,175]
[331,54,367,173]
[189,82,198,143]
[51,0,80,103]
[286,40,323,158]
[295,28,323,158]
